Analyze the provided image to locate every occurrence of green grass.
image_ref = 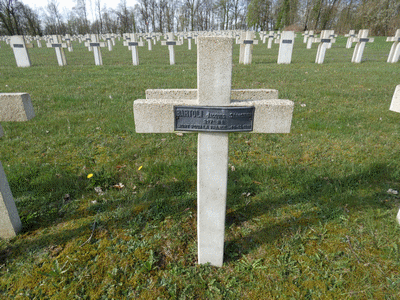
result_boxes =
[0,34,400,298]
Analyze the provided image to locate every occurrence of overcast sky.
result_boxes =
[25,0,138,19]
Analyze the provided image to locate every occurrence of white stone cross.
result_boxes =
[238,31,258,65]
[351,30,374,63]
[277,31,295,64]
[345,30,356,49]
[315,30,336,64]
[302,31,309,43]
[306,31,315,49]
[187,34,193,50]
[123,34,144,66]
[0,93,35,239]
[133,37,294,267]
[10,35,31,68]
[103,34,113,51]
[161,33,182,65]
[63,34,74,52]
[145,34,153,51]
[46,35,68,66]
[386,29,400,63]
[267,31,275,49]
[85,34,106,66]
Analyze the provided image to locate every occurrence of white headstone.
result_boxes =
[345,30,356,49]
[133,37,294,266]
[277,31,295,64]
[10,35,31,68]
[351,30,374,63]
[123,34,143,66]
[315,30,336,64]
[386,29,400,63]
[46,35,67,66]
[85,34,106,66]
[161,33,182,65]
[390,85,400,113]
[238,31,258,65]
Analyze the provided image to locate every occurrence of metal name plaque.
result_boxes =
[360,38,369,43]
[244,40,254,44]
[282,40,293,44]
[52,43,62,47]
[166,41,176,46]
[13,44,24,48]
[90,43,100,47]
[128,42,138,46]
[174,106,255,132]
[321,39,331,43]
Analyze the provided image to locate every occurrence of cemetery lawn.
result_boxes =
[1,35,400,299]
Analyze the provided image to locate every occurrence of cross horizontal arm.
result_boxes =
[145,89,279,100]
[133,98,293,133]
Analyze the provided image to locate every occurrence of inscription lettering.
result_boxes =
[13,44,24,48]
[174,106,254,132]
[51,43,62,47]
[360,38,369,43]
[128,42,138,46]
[166,41,176,46]
[90,42,100,47]
[244,40,254,44]
[321,39,331,43]
[282,40,293,44]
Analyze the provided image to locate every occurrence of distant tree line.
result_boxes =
[1,0,399,36]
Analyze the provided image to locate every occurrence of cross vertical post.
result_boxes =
[196,37,232,266]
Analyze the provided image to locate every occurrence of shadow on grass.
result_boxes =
[1,162,398,267]
[224,162,398,263]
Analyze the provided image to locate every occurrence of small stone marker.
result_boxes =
[133,36,294,266]
[386,29,400,63]
[85,34,106,65]
[238,31,258,65]
[389,85,400,113]
[345,30,356,49]
[277,31,295,64]
[123,34,144,65]
[302,31,309,43]
[351,30,374,63]
[0,93,35,239]
[161,33,182,65]
[315,30,336,64]
[46,35,68,66]
[10,35,31,67]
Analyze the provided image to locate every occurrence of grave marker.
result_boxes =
[161,33,182,65]
[123,34,144,65]
[267,31,275,49]
[345,30,356,49]
[238,31,258,65]
[46,35,67,66]
[133,36,294,266]
[386,29,400,63]
[0,93,35,239]
[85,34,106,65]
[277,31,295,64]
[315,30,336,64]
[351,30,374,63]
[10,35,31,67]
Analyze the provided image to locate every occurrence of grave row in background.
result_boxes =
[2,29,399,68]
